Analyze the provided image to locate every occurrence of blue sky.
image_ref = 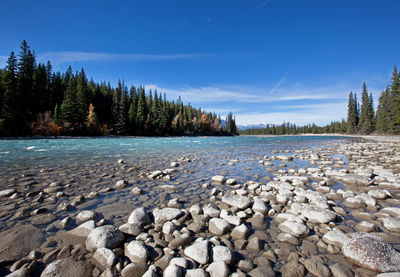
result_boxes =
[1,0,399,126]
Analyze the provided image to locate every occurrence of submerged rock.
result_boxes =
[342,233,400,272]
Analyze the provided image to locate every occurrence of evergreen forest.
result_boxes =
[241,66,400,136]
[0,41,238,137]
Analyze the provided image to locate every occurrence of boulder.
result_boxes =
[40,258,93,277]
[124,240,149,263]
[222,193,251,209]
[300,205,336,224]
[93,247,117,268]
[128,207,150,225]
[68,220,95,237]
[153,208,183,224]
[342,233,400,272]
[184,240,209,264]
[206,261,229,277]
[212,245,233,264]
[278,221,309,238]
[209,218,230,236]
[86,225,124,251]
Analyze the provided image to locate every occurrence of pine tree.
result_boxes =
[2,52,18,133]
[127,86,137,135]
[76,68,90,123]
[359,83,374,134]
[136,87,146,134]
[60,77,80,124]
[347,92,357,133]
[390,66,400,133]
[17,40,36,129]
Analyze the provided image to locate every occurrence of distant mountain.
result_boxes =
[238,123,267,130]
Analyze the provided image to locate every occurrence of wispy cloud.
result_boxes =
[258,0,271,8]
[146,83,351,104]
[235,102,347,126]
[37,51,213,64]
[269,68,290,94]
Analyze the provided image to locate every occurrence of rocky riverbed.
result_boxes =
[1,136,400,276]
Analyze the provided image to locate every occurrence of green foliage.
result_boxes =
[0,41,237,137]
[358,83,375,134]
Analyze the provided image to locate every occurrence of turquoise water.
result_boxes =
[0,135,349,170]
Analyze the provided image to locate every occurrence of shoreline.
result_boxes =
[0,136,400,276]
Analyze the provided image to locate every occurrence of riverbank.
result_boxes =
[0,136,399,276]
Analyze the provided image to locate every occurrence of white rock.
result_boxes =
[142,265,157,277]
[163,221,177,235]
[322,229,351,248]
[276,213,303,223]
[368,189,390,199]
[212,245,233,264]
[355,193,376,206]
[203,204,220,218]
[220,210,241,226]
[114,180,127,189]
[93,247,117,267]
[185,268,208,277]
[381,207,400,218]
[124,240,149,263]
[128,207,150,225]
[206,261,229,277]
[189,205,201,216]
[169,257,188,268]
[86,225,124,251]
[212,175,226,184]
[153,208,183,224]
[118,223,141,236]
[148,170,163,179]
[68,220,95,237]
[300,205,336,224]
[231,224,249,239]
[131,187,142,195]
[278,221,309,238]
[0,189,15,197]
[184,240,209,264]
[164,264,184,277]
[252,199,268,214]
[226,178,237,186]
[381,217,400,232]
[222,193,251,209]
[209,218,230,236]
[76,210,98,223]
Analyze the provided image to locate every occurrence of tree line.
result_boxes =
[347,66,400,134]
[241,65,400,136]
[0,41,238,137]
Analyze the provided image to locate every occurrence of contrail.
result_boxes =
[269,68,290,95]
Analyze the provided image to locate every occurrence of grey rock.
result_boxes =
[164,264,184,277]
[281,260,305,277]
[121,263,148,277]
[40,258,94,277]
[124,240,149,263]
[278,221,309,238]
[153,208,183,224]
[86,225,124,251]
[342,233,400,272]
[300,205,336,224]
[185,269,208,277]
[118,223,142,236]
[222,193,251,209]
[128,207,150,225]
[304,258,331,277]
[184,240,209,264]
[212,245,233,264]
[209,218,230,236]
[93,247,117,268]
[0,189,16,197]
[76,210,97,223]
[206,261,229,277]
[248,267,275,277]
[212,175,226,184]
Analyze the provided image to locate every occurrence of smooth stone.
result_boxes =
[184,240,209,264]
[0,224,44,263]
[231,224,249,239]
[206,261,229,277]
[356,221,376,233]
[300,205,336,224]
[124,240,149,263]
[281,260,306,277]
[246,237,262,252]
[342,233,400,272]
[209,218,230,236]
[212,245,233,264]
[142,265,157,277]
[93,247,117,268]
[76,210,98,223]
[278,221,309,238]
[86,225,124,251]
[153,208,183,224]
[185,268,208,277]
[252,199,268,214]
[381,217,400,232]
[277,233,300,245]
[322,229,351,248]
[329,263,353,277]
[212,176,226,184]
[0,189,16,197]
[168,233,193,249]
[304,258,331,277]
[114,179,127,189]
[68,220,95,237]
[121,263,149,277]
[222,193,251,209]
[248,267,275,277]
[128,207,150,225]
[163,221,177,235]
[203,204,220,218]
[164,264,184,277]
[40,258,94,277]
[343,197,365,209]
[169,257,188,268]
[118,223,142,236]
